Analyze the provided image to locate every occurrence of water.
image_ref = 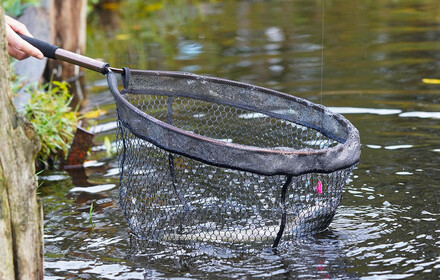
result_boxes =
[42,0,440,279]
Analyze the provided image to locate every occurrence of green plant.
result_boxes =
[35,169,44,189]
[87,202,95,233]
[88,202,94,224]
[3,0,40,17]
[21,81,80,165]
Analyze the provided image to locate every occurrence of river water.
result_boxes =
[42,0,440,279]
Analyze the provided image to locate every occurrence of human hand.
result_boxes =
[5,15,44,60]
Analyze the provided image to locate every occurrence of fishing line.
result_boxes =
[320,0,325,105]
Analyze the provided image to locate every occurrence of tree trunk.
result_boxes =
[0,7,44,280]
[0,164,14,280]
[46,0,88,109]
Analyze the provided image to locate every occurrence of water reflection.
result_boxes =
[399,111,440,119]
[128,233,357,279]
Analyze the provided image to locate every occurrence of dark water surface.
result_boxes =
[42,0,440,279]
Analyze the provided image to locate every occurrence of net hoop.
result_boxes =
[107,69,360,176]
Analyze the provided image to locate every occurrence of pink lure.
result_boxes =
[316,181,322,194]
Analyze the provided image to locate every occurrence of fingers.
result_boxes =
[7,43,30,60]
[5,15,33,37]
[4,16,44,60]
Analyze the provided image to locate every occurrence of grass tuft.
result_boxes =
[20,81,80,166]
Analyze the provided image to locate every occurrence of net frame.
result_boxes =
[108,69,360,176]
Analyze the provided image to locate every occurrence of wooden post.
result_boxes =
[0,7,44,280]
[46,0,88,109]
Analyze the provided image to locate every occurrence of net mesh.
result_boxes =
[122,94,339,150]
[109,69,360,248]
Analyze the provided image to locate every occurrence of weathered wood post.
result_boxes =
[0,7,44,280]
[46,0,88,109]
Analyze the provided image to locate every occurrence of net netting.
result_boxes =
[108,69,360,248]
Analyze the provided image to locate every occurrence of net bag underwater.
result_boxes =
[107,69,361,248]
[17,34,361,248]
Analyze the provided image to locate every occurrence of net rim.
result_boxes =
[107,70,361,176]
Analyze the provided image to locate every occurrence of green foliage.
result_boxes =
[2,0,40,17]
[10,60,79,168]
[21,81,79,164]
[35,169,44,190]
[88,202,94,224]
[88,202,95,233]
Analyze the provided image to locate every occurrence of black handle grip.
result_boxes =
[18,34,58,59]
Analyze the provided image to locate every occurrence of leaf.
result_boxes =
[82,109,107,119]
[144,3,163,13]
[116,34,130,41]
[104,137,113,157]
[422,78,440,84]
[103,2,120,11]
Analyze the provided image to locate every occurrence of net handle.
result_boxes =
[18,34,123,75]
